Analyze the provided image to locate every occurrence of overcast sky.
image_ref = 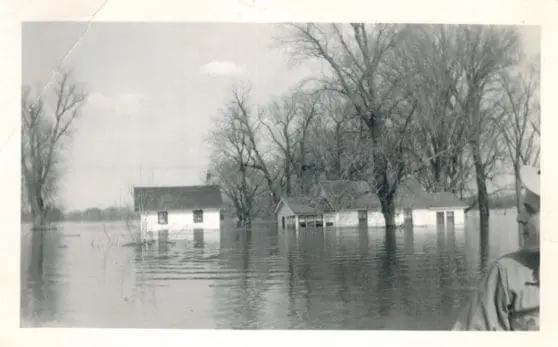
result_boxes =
[22,23,540,211]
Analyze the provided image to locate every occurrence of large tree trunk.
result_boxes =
[380,195,397,230]
[236,212,252,229]
[22,71,87,231]
[235,212,243,228]
[374,155,397,229]
[364,114,400,230]
[26,180,47,230]
[32,211,47,230]
[285,158,292,196]
[471,143,490,235]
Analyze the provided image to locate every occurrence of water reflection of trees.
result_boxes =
[299,229,322,325]
[399,226,414,320]
[213,225,280,329]
[376,228,397,318]
[403,225,414,254]
[464,212,490,275]
[21,228,62,326]
[436,225,453,318]
[283,227,380,329]
[285,228,301,328]
[287,227,333,328]
[214,221,487,330]
[371,225,471,329]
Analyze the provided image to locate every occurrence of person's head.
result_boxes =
[517,165,540,252]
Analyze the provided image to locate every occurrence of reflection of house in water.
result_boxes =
[133,185,223,242]
[274,179,468,231]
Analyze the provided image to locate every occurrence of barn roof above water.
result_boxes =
[133,185,223,212]
[275,179,468,215]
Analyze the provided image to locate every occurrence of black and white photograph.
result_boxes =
[3,0,552,341]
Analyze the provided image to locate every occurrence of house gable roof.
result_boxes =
[318,180,380,210]
[134,185,223,212]
[295,178,467,213]
[395,178,469,209]
[273,178,468,216]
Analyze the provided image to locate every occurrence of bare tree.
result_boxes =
[291,90,320,194]
[312,91,353,179]
[495,58,540,211]
[278,23,417,229]
[207,85,269,227]
[21,70,88,229]
[208,155,265,228]
[259,89,300,196]
[399,25,472,196]
[308,90,373,183]
[229,84,281,205]
[451,25,522,233]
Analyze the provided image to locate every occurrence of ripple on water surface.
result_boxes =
[20,214,520,329]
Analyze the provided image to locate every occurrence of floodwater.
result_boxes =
[20,210,521,329]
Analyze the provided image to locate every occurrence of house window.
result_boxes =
[193,209,203,223]
[158,211,168,225]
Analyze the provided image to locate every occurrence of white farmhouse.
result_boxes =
[274,179,468,231]
[134,185,223,242]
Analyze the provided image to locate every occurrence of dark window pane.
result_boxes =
[193,210,203,223]
[158,211,168,225]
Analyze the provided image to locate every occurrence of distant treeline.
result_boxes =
[21,206,140,223]
[21,204,238,223]
[21,208,65,223]
[65,207,140,221]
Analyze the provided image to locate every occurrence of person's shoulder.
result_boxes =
[491,250,538,272]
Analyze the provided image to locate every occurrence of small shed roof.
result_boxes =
[274,196,333,215]
[283,197,320,214]
[134,185,223,212]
